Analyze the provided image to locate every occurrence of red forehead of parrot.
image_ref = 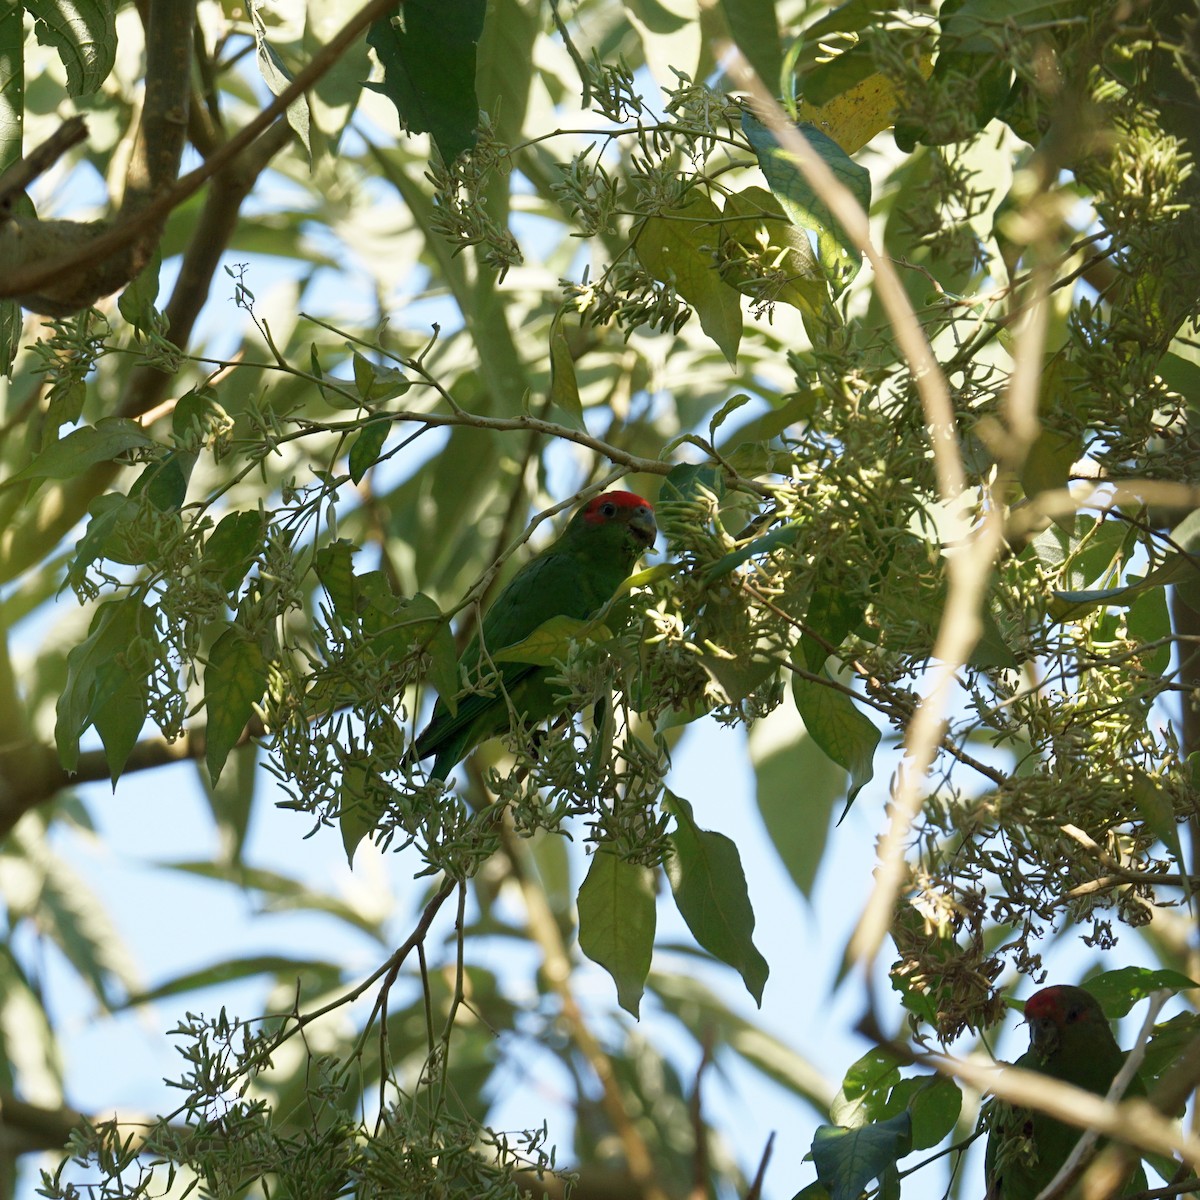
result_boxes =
[1024,985,1100,1025]
[581,491,654,522]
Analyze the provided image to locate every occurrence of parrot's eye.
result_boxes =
[601,502,616,517]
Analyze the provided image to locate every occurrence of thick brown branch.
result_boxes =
[0,111,291,581]
[0,0,402,312]
[118,118,293,420]
[5,0,193,315]
[0,1093,84,1156]
[0,724,245,842]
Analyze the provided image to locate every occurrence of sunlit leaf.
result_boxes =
[637,191,743,364]
[664,791,769,1004]
[578,848,656,1017]
[743,112,871,295]
[28,0,116,95]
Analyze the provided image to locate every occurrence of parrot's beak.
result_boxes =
[629,506,657,549]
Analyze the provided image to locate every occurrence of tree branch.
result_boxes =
[0,0,401,313]
[3,0,192,315]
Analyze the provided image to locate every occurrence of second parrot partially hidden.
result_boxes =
[413,491,657,781]
[984,984,1146,1200]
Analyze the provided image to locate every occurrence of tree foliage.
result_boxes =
[0,0,1198,1198]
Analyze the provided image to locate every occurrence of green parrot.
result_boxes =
[414,490,657,781]
[984,984,1145,1200]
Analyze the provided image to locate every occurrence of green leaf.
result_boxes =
[801,43,878,109]
[660,461,726,507]
[492,614,611,666]
[708,393,752,441]
[68,494,136,588]
[577,848,657,1018]
[357,580,459,704]
[548,308,584,428]
[797,0,890,48]
[1050,554,1198,617]
[117,245,163,334]
[203,511,266,594]
[7,418,157,488]
[303,0,370,156]
[314,538,358,620]
[718,185,828,317]
[812,1112,912,1200]
[906,1075,962,1150]
[204,626,268,786]
[719,0,782,96]
[251,5,312,161]
[1161,348,1200,406]
[751,721,842,897]
[349,416,391,484]
[636,191,743,364]
[1130,769,1185,880]
[338,748,392,864]
[743,112,871,296]
[831,1048,902,1127]
[350,351,411,403]
[1082,966,1200,1018]
[1141,1012,1200,1098]
[56,596,158,772]
[0,300,21,380]
[1020,427,1081,499]
[664,791,769,1004]
[366,0,486,164]
[803,578,868,671]
[1126,585,1171,678]
[92,666,148,785]
[129,448,195,511]
[27,0,116,96]
[791,1183,832,1200]
[704,522,800,582]
[791,674,879,813]
[399,593,460,703]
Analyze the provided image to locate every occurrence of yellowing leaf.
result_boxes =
[797,56,932,154]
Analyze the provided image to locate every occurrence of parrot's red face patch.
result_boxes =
[581,491,653,525]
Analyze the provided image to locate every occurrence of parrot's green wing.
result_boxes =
[415,543,629,779]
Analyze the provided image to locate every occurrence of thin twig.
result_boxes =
[744,1132,774,1200]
